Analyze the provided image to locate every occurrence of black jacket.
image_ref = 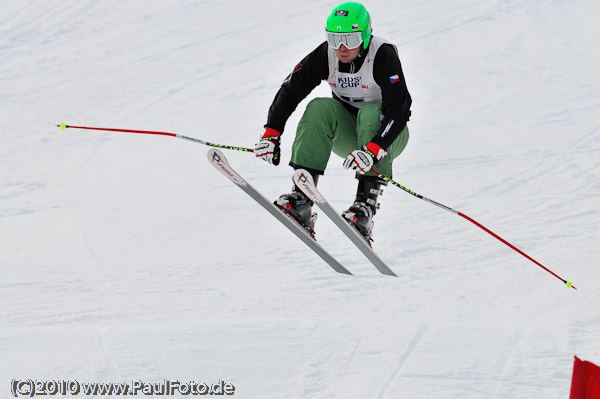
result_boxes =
[265,39,412,150]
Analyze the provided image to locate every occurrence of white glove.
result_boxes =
[343,142,387,174]
[255,128,281,165]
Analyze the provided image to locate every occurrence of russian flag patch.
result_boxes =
[389,74,400,84]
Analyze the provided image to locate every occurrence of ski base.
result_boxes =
[293,169,397,277]
[207,149,352,275]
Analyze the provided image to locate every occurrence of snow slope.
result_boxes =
[1,0,599,398]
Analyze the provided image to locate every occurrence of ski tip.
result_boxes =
[207,148,224,162]
[293,169,314,185]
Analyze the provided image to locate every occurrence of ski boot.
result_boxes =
[275,175,319,236]
[342,177,384,243]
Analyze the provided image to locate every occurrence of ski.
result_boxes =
[293,169,397,277]
[207,149,352,275]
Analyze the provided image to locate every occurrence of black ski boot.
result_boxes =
[342,177,384,243]
[275,175,319,234]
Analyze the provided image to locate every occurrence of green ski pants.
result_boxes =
[290,97,409,177]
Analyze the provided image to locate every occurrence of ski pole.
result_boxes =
[56,123,254,153]
[370,168,576,290]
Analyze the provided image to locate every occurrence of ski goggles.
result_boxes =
[326,31,363,50]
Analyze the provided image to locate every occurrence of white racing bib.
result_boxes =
[326,36,397,109]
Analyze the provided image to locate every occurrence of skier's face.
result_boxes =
[333,45,360,63]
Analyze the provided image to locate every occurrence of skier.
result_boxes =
[255,2,411,242]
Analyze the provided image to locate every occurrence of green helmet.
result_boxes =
[325,2,372,49]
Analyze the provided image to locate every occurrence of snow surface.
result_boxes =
[1,0,599,398]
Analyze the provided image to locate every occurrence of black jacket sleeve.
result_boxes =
[265,42,330,134]
[371,44,412,150]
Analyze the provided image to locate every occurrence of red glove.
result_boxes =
[255,128,281,165]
